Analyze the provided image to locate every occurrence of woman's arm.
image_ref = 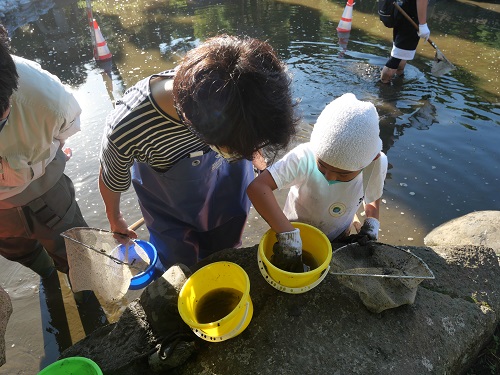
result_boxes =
[98,166,138,238]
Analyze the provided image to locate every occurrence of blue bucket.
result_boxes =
[121,240,158,290]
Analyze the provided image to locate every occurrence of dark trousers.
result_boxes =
[0,174,87,273]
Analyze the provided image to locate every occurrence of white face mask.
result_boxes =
[328,179,344,185]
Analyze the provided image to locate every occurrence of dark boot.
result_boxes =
[27,248,56,279]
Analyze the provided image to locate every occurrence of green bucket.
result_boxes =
[38,357,103,375]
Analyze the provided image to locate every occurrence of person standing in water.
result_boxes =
[380,0,430,83]
[0,23,87,279]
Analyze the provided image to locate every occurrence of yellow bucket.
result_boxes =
[178,261,253,342]
[258,222,332,293]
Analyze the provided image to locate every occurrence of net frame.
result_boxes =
[61,227,146,271]
[330,242,435,312]
[61,227,151,302]
[330,242,434,281]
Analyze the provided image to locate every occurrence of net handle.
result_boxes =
[110,217,145,237]
[329,271,435,279]
[60,232,143,271]
[129,217,145,231]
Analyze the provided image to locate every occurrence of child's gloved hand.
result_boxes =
[272,229,308,273]
[359,217,380,241]
[418,23,430,41]
[337,218,380,246]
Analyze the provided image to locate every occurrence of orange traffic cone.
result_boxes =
[337,30,350,56]
[336,0,354,33]
[93,19,112,61]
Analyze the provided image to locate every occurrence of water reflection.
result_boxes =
[6,0,91,85]
[3,0,499,96]
[0,0,498,292]
[0,0,498,300]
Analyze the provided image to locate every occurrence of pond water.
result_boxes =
[0,0,499,373]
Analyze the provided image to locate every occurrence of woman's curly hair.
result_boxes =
[173,34,299,160]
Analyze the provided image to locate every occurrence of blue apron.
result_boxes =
[131,150,253,270]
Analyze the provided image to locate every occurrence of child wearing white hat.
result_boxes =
[247,93,388,272]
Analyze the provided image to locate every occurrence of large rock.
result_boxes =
[0,286,12,367]
[60,299,157,374]
[139,263,191,337]
[60,264,195,375]
[424,210,500,255]
[169,244,499,375]
[62,243,500,375]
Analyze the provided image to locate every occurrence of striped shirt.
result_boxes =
[99,72,209,192]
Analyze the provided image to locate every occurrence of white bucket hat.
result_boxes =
[310,93,382,171]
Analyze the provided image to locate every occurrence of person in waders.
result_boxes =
[99,35,298,271]
[0,23,88,281]
[380,0,431,83]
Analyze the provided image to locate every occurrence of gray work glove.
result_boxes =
[337,218,380,246]
[272,229,308,273]
[359,217,380,240]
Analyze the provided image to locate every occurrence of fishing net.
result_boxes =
[330,242,434,313]
[431,48,455,77]
[62,227,150,303]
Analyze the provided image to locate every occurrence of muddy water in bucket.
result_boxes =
[195,288,243,324]
[178,262,253,342]
[258,222,332,293]
[302,250,319,270]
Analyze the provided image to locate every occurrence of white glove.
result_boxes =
[272,228,306,272]
[275,229,302,258]
[418,23,430,41]
[359,218,380,241]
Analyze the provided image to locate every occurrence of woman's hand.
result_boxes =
[63,147,72,161]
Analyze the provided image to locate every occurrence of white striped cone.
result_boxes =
[336,0,354,33]
[93,19,112,61]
